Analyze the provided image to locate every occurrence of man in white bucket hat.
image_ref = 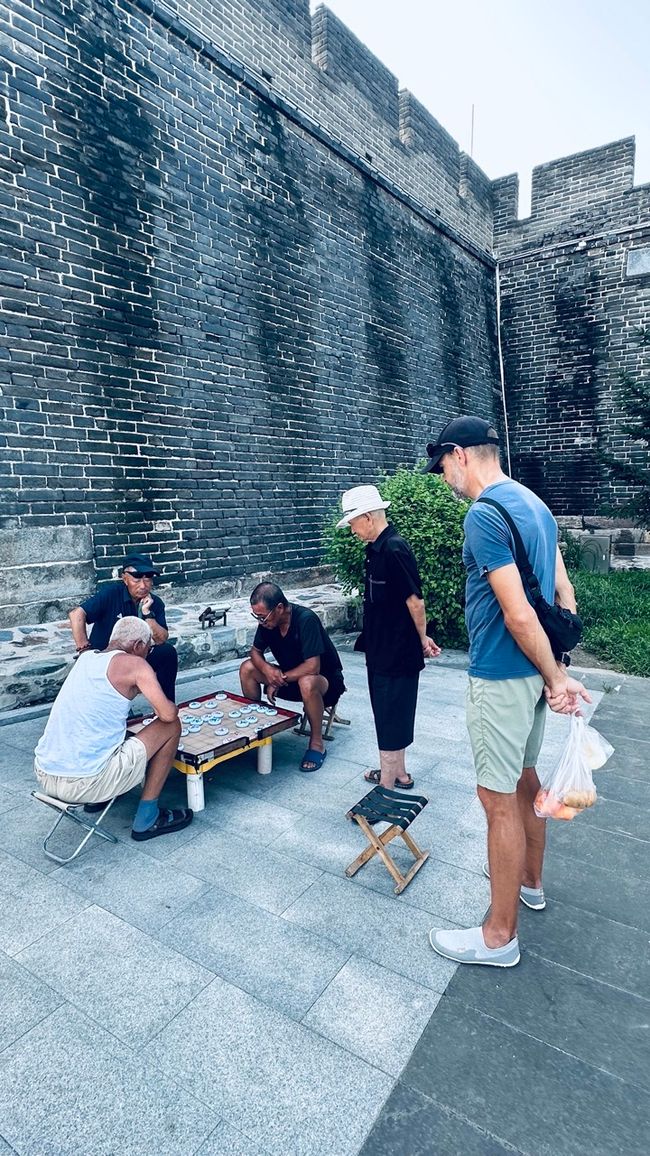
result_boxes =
[337,485,440,790]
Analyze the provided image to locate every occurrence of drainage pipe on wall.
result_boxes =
[495,262,513,476]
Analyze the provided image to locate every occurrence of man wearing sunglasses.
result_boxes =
[239,581,346,772]
[68,552,178,701]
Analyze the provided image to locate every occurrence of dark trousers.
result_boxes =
[147,642,178,702]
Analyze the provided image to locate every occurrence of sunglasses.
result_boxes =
[125,570,155,580]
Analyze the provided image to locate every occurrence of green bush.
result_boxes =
[559,530,583,570]
[572,569,650,676]
[324,468,470,647]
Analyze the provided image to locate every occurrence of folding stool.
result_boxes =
[345,785,429,894]
[31,791,118,865]
[293,702,351,742]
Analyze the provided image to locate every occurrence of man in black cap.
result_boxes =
[68,552,178,701]
[423,416,590,970]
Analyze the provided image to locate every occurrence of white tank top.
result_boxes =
[35,650,132,778]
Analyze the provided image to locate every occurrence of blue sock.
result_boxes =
[132,798,160,832]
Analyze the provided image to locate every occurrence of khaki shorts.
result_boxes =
[35,736,148,805]
[466,674,546,794]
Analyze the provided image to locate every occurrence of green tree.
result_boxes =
[602,327,650,526]
[324,468,470,647]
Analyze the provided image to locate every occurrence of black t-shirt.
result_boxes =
[80,582,168,649]
[253,603,344,686]
[362,524,424,675]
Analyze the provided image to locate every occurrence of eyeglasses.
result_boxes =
[125,570,155,580]
[250,607,275,625]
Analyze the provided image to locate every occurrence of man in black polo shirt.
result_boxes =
[239,581,346,772]
[337,485,440,790]
[68,552,178,701]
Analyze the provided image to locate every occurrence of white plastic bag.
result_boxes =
[534,715,614,821]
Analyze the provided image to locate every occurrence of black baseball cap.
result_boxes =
[423,416,499,474]
[122,553,160,577]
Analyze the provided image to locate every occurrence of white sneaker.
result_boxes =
[482,863,546,911]
[429,926,520,967]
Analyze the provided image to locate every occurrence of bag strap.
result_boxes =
[475,496,544,603]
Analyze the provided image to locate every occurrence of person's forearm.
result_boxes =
[68,607,90,650]
[251,648,276,679]
[405,595,427,642]
[147,619,168,645]
[283,658,320,682]
[504,607,563,689]
[555,576,577,614]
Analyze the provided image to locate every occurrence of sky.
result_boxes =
[314,0,650,216]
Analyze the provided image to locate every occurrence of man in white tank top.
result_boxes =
[34,618,192,841]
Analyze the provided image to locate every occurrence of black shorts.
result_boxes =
[273,674,345,709]
[367,670,420,751]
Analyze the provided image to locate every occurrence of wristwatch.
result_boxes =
[143,612,155,620]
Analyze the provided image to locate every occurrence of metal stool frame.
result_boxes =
[31,791,118,865]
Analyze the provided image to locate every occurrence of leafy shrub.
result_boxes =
[572,569,650,676]
[559,530,583,570]
[324,468,470,647]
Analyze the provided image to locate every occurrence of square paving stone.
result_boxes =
[445,951,650,1092]
[156,887,350,1020]
[146,975,392,1156]
[0,741,32,796]
[0,803,64,875]
[167,826,323,914]
[543,848,650,931]
[282,874,459,993]
[518,900,650,999]
[584,794,650,839]
[197,783,307,843]
[598,775,650,810]
[401,995,650,1155]
[52,847,212,933]
[354,853,490,926]
[0,719,46,754]
[0,1004,217,1155]
[302,955,441,1076]
[547,819,650,880]
[196,1119,273,1155]
[0,850,89,956]
[0,953,63,1051]
[358,1082,514,1156]
[16,904,215,1047]
[267,806,377,874]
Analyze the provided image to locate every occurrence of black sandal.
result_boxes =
[131,807,193,841]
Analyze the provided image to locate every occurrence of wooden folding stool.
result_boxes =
[345,785,429,894]
[293,702,351,742]
[31,791,118,865]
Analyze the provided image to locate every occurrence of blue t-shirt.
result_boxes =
[463,480,558,680]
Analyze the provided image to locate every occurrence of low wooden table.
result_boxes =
[128,691,300,812]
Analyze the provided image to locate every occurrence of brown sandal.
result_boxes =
[363,769,414,789]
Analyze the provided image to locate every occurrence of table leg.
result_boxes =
[186,773,205,812]
[257,739,272,775]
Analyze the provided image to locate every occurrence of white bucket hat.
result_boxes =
[336,484,390,528]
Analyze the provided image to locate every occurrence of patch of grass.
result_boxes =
[571,569,650,676]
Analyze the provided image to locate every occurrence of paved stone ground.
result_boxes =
[0,650,646,1154]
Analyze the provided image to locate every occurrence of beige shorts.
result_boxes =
[35,736,148,805]
[466,674,547,794]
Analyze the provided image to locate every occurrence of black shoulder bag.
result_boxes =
[476,496,583,663]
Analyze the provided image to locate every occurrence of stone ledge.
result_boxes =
[0,584,361,713]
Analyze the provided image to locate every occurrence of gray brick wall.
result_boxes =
[0,0,499,600]
[494,139,650,516]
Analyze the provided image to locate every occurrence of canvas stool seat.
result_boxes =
[345,785,429,894]
[31,790,118,865]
